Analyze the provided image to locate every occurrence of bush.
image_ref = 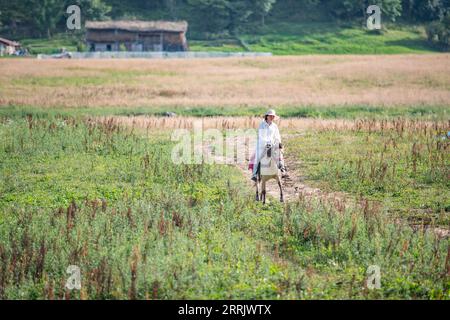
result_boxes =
[76,42,86,52]
[426,16,450,50]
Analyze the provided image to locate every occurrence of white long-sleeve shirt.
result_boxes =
[253,120,281,174]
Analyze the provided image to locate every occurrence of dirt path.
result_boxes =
[200,134,450,239]
[200,134,350,204]
[93,115,449,239]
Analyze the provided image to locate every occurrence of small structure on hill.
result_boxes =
[85,20,188,52]
[0,37,20,56]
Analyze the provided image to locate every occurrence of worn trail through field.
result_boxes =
[200,134,450,239]
[200,133,350,204]
[95,115,449,239]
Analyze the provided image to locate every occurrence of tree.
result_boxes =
[426,11,450,50]
[165,0,178,19]
[402,0,450,22]
[187,0,275,34]
[324,0,402,23]
[29,0,64,38]
[71,0,111,21]
[0,1,39,36]
[225,0,253,33]
[376,0,403,22]
[186,0,231,34]
[0,0,110,38]
[252,0,277,26]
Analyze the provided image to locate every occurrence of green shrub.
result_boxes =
[426,16,450,50]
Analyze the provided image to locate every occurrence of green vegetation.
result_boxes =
[4,0,446,38]
[0,114,448,299]
[426,14,450,50]
[1,115,288,299]
[16,23,441,55]
[2,1,449,55]
[190,22,438,55]
[242,23,437,55]
[20,35,80,55]
[1,105,448,120]
[286,119,450,223]
[0,1,448,301]
[191,23,439,55]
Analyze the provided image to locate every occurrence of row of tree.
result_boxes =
[0,0,111,38]
[0,0,448,38]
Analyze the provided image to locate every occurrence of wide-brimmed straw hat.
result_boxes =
[264,109,279,118]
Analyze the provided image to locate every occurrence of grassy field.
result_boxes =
[20,35,80,55]
[192,22,439,55]
[1,55,450,119]
[286,119,450,223]
[0,115,448,299]
[0,52,449,299]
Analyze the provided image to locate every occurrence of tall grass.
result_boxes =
[0,115,299,299]
[280,196,449,299]
[287,118,450,222]
[0,115,448,299]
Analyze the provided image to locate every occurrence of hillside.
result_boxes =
[16,21,439,56]
[2,0,449,55]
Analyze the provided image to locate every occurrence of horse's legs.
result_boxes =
[277,176,284,202]
[262,179,266,204]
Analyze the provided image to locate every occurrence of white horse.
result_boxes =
[255,143,284,204]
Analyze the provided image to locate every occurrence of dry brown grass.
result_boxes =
[1,54,450,109]
[93,115,449,132]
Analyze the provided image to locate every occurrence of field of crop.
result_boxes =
[0,56,449,299]
[1,55,450,118]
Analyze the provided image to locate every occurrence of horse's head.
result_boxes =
[265,143,272,158]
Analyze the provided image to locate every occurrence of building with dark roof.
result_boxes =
[85,20,188,52]
[0,37,20,56]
